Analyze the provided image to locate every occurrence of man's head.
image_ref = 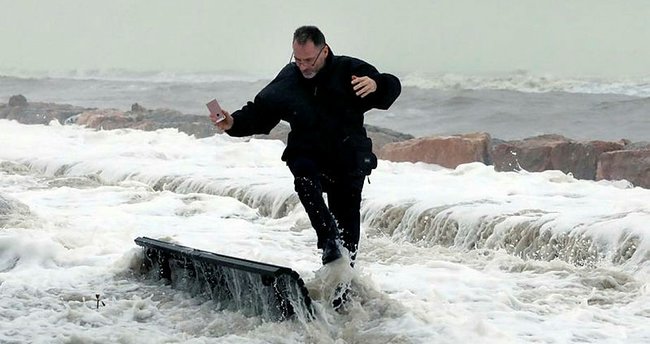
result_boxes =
[292,26,329,79]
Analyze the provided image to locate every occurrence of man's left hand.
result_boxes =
[351,75,377,98]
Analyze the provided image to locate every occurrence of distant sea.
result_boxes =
[1,70,649,142]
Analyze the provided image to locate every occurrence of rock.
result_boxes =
[8,95,27,107]
[491,135,624,180]
[174,120,217,138]
[138,109,215,138]
[597,149,650,188]
[0,194,32,228]
[366,124,415,153]
[75,109,130,129]
[68,107,216,138]
[378,132,491,169]
[0,101,87,124]
[627,141,650,150]
[131,103,146,113]
[131,120,159,131]
[550,140,624,180]
[492,134,567,172]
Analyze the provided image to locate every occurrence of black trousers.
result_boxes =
[288,158,365,260]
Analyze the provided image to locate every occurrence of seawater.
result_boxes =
[1,70,649,141]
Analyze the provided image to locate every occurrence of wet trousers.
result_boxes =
[287,158,365,260]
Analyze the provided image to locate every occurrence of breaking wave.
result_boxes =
[5,157,649,273]
[401,71,650,97]
[4,68,650,97]
[362,203,648,269]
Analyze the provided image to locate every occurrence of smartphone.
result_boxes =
[206,99,225,123]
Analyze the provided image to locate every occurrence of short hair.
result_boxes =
[293,26,326,47]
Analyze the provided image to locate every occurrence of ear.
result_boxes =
[323,45,330,57]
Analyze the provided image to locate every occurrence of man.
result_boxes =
[212,25,401,266]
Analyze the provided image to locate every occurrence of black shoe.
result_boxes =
[321,239,342,265]
[332,282,351,312]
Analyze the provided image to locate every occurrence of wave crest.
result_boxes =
[401,71,650,97]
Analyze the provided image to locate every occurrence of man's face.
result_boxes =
[292,40,328,79]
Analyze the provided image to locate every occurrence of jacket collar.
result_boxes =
[319,46,334,75]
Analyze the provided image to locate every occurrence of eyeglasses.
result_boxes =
[290,45,326,67]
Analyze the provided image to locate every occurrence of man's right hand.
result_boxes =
[210,109,234,132]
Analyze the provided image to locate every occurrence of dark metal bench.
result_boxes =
[134,237,313,321]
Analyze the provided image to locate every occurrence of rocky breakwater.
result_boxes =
[1,95,216,138]
[1,94,88,125]
[380,132,650,189]
[5,95,646,188]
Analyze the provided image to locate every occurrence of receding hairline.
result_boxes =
[293,25,326,48]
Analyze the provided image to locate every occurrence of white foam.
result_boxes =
[2,120,650,343]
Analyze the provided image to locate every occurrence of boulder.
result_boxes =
[8,94,27,107]
[366,124,415,153]
[627,141,650,150]
[378,132,491,169]
[75,109,131,129]
[491,135,624,179]
[0,101,87,124]
[131,103,147,113]
[597,149,650,188]
[69,107,215,138]
[492,134,568,172]
[137,109,215,138]
[174,119,217,138]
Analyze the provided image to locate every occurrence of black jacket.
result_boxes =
[226,50,401,173]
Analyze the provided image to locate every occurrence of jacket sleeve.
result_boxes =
[225,72,287,137]
[350,59,402,111]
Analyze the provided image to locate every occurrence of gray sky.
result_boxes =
[1,0,649,77]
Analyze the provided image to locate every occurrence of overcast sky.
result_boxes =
[1,0,649,78]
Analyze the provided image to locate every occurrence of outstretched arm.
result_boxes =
[210,69,289,137]
[224,95,283,137]
[209,97,282,137]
